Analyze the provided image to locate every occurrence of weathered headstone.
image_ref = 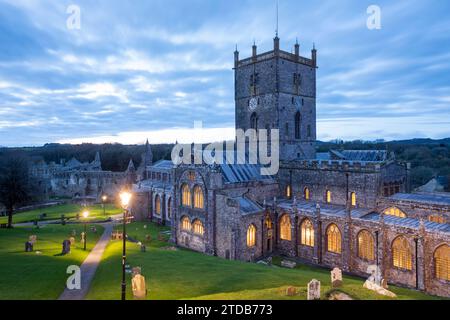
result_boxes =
[145,234,152,242]
[62,240,71,254]
[281,260,297,269]
[132,267,142,277]
[363,265,396,297]
[140,244,146,252]
[71,230,77,236]
[285,286,297,296]
[69,237,76,246]
[267,256,273,266]
[331,267,343,288]
[132,274,147,300]
[25,241,33,252]
[307,279,321,300]
[381,279,389,289]
[81,232,85,245]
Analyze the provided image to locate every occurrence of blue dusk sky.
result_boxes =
[1,0,450,147]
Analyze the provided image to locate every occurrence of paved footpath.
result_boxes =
[58,223,113,300]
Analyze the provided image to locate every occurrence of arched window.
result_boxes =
[286,185,292,199]
[167,197,172,219]
[384,207,406,218]
[429,215,445,224]
[300,219,314,247]
[434,245,450,281]
[295,112,301,139]
[304,187,310,200]
[250,112,258,130]
[192,220,204,236]
[181,184,191,207]
[357,230,375,261]
[351,192,356,207]
[247,224,256,247]
[155,195,161,215]
[193,185,204,209]
[326,190,331,204]
[280,214,292,241]
[392,236,412,270]
[181,216,191,231]
[265,216,273,229]
[326,224,341,254]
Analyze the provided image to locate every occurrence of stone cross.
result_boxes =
[307,279,321,300]
[331,267,343,288]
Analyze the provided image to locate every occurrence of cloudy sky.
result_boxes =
[1,0,450,147]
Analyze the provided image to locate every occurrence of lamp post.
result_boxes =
[119,191,132,301]
[82,210,89,251]
[102,195,107,216]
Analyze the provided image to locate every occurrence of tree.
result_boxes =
[0,155,31,228]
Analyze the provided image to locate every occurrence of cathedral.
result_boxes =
[131,36,450,298]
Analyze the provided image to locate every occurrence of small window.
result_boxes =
[193,220,204,236]
[155,195,161,215]
[392,236,412,270]
[326,224,341,254]
[384,207,406,218]
[181,184,191,207]
[193,185,204,209]
[300,219,314,247]
[434,245,450,281]
[429,215,445,224]
[351,192,356,207]
[247,224,256,247]
[286,185,292,199]
[304,187,310,200]
[357,230,375,261]
[280,214,292,241]
[181,216,191,231]
[326,190,331,204]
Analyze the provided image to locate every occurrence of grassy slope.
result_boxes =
[87,222,440,300]
[0,203,121,224]
[0,224,103,300]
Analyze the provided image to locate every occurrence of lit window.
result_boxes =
[155,195,161,215]
[280,214,292,241]
[326,224,341,254]
[192,220,204,236]
[300,219,314,247]
[326,190,331,204]
[181,216,191,231]
[181,184,191,207]
[384,207,406,218]
[265,216,273,229]
[247,224,256,247]
[429,215,445,224]
[434,245,450,281]
[193,185,204,209]
[286,185,292,199]
[351,192,356,207]
[304,187,310,200]
[392,236,412,270]
[357,230,375,261]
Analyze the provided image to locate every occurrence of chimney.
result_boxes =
[311,43,317,67]
[234,45,239,68]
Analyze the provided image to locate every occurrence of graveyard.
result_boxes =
[0,203,121,225]
[0,223,103,299]
[85,222,440,300]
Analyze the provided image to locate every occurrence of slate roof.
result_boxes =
[151,160,175,170]
[237,197,264,215]
[389,192,450,206]
[362,212,450,233]
[332,150,387,162]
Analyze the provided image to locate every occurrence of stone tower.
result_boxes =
[234,36,317,160]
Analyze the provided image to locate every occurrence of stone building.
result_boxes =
[31,151,136,201]
[131,36,449,297]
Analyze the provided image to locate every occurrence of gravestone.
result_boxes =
[91,226,97,233]
[381,279,389,289]
[158,234,166,242]
[71,230,77,236]
[81,232,86,245]
[307,279,321,300]
[29,235,37,244]
[363,265,396,298]
[132,274,147,300]
[69,237,76,246]
[281,260,296,269]
[140,244,146,252]
[331,267,343,288]
[267,256,273,266]
[25,241,33,252]
[61,215,66,226]
[143,225,147,229]
[285,286,297,296]
[62,240,71,254]
[145,234,152,242]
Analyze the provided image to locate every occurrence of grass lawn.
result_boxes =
[0,223,104,300]
[87,222,441,300]
[0,203,121,224]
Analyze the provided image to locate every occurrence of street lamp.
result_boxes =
[102,195,107,216]
[119,191,132,301]
[82,210,89,251]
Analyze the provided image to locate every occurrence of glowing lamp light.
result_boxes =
[82,210,89,219]
[102,195,107,202]
[120,191,132,208]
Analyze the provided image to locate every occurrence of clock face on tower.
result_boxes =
[249,97,258,111]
